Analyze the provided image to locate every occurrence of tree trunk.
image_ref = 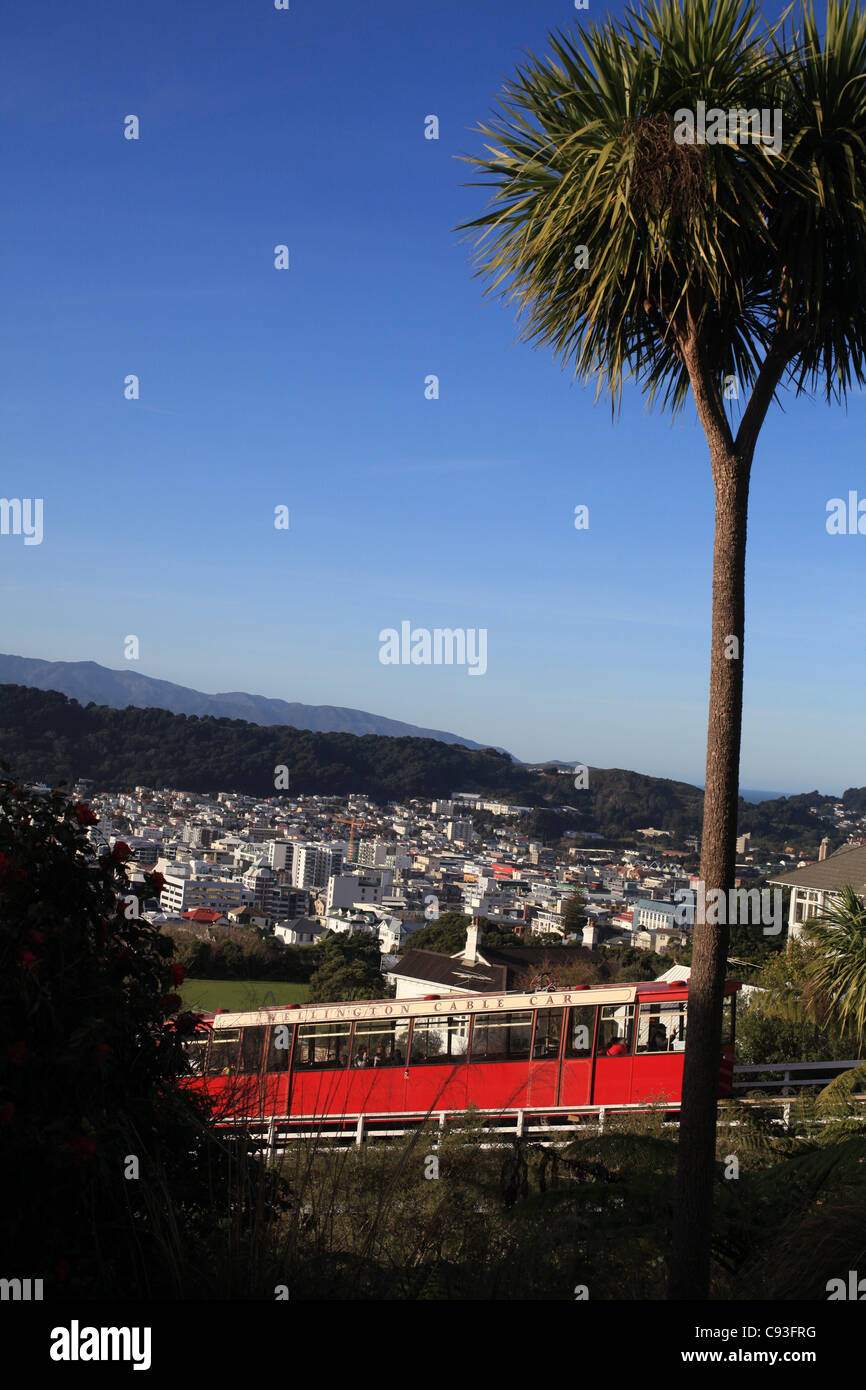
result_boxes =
[668,454,750,1300]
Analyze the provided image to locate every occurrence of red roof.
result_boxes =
[182,908,222,923]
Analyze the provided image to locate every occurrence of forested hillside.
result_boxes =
[0,684,857,847]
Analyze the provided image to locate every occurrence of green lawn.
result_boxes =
[181,978,309,1013]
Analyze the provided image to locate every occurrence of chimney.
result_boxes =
[464,916,482,964]
[819,837,830,861]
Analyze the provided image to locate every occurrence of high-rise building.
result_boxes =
[242,863,275,914]
[447,819,473,842]
[357,839,393,868]
[184,825,218,848]
[292,843,344,889]
[266,841,295,873]
[326,869,393,911]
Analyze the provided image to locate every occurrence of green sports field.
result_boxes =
[180,979,309,1012]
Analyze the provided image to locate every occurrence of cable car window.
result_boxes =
[532,1008,563,1059]
[181,1034,209,1075]
[266,1023,294,1073]
[239,1026,267,1074]
[205,1028,241,1077]
[409,1016,470,1065]
[597,1004,635,1057]
[470,1010,533,1063]
[636,1001,687,1053]
[565,1005,597,1058]
[294,1023,352,1070]
[351,1019,410,1069]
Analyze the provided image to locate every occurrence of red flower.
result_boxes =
[27,929,44,945]
[8,1041,29,1066]
[68,1136,96,1162]
[174,1011,202,1036]
[160,993,182,1015]
[74,802,99,826]
[150,871,167,893]
[171,963,185,986]
[112,841,132,862]
[0,1102,14,1126]
[18,950,39,973]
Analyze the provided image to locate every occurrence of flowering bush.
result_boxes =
[0,769,224,1296]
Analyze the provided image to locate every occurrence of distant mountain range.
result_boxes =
[0,654,503,751]
[0,657,802,797]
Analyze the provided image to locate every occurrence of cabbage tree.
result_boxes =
[460,0,866,1297]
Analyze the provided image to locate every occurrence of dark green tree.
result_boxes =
[406,912,521,955]
[307,932,385,1003]
[562,893,587,936]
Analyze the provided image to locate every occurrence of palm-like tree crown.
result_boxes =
[805,883,866,1045]
[460,0,866,419]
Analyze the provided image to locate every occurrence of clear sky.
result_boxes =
[1,0,862,796]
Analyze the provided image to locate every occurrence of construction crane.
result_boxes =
[331,816,376,865]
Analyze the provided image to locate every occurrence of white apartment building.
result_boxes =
[357,840,393,868]
[292,842,344,890]
[242,863,275,913]
[462,889,498,917]
[531,907,566,937]
[159,872,254,917]
[326,869,393,912]
[265,841,295,873]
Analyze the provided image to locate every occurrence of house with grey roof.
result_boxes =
[769,839,866,940]
[385,919,605,997]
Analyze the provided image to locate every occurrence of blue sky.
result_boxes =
[1,0,863,795]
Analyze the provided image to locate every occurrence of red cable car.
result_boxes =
[180,979,740,1129]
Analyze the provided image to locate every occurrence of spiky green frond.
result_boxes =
[459,0,866,419]
[804,883,866,1044]
[773,1,866,398]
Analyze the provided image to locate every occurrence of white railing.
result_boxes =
[237,1102,679,1157]
[733,1059,865,1093]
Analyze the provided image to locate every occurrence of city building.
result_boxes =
[770,840,866,940]
[292,842,344,890]
[159,872,253,917]
[325,869,392,912]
